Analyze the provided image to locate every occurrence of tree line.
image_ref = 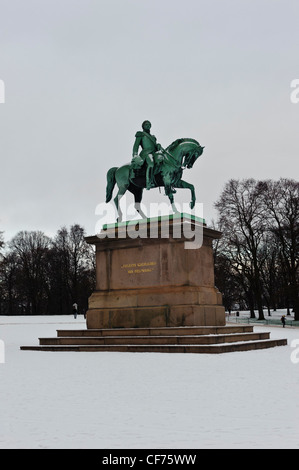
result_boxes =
[214,178,299,321]
[0,224,95,316]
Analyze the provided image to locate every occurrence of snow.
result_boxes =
[0,313,299,449]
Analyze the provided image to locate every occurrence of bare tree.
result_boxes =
[262,179,299,320]
[215,179,268,320]
[259,232,281,315]
[0,252,20,315]
[50,224,95,314]
[9,231,51,315]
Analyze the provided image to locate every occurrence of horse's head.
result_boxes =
[165,138,204,170]
[183,142,204,169]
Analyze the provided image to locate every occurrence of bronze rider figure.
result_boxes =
[131,120,162,190]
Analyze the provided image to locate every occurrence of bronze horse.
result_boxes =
[105,138,204,221]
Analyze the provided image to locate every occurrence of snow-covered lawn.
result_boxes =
[0,313,298,449]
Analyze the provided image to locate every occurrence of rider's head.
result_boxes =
[142,120,151,131]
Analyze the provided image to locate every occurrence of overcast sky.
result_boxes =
[0,0,298,241]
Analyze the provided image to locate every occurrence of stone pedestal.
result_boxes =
[85,214,225,329]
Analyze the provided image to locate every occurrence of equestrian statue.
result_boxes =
[105,120,204,222]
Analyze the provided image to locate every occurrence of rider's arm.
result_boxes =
[132,132,143,157]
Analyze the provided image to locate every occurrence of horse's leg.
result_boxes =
[164,185,180,214]
[114,166,131,222]
[162,173,180,214]
[175,180,196,209]
[114,189,123,222]
[170,197,180,214]
[132,187,147,219]
[114,186,129,222]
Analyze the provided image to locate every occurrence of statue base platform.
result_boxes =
[85,214,225,329]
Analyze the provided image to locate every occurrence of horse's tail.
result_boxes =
[106,167,118,203]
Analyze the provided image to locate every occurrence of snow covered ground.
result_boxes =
[0,312,298,449]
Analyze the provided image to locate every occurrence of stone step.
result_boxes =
[21,338,288,354]
[39,332,270,346]
[20,324,288,354]
[56,325,254,338]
